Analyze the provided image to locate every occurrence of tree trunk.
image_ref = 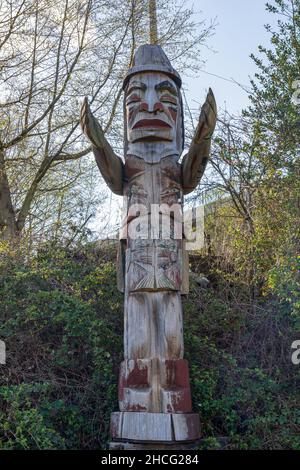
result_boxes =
[0,147,17,240]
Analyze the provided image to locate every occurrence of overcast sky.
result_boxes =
[184,0,276,114]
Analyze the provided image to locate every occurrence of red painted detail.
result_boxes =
[168,107,177,123]
[139,102,149,112]
[127,94,141,104]
[133,118,171,129]
[118,361,150,412]
[127,363,148,387]
[165,359,190,388]
[154,102,165,112]
[126,403,147,412]
[164,359,192,413]
[170,388,192,413]
[161,95,177,105]
[118,360,149,401]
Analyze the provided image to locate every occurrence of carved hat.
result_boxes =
[123,44,182,90]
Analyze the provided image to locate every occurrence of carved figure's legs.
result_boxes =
[120,291,191,413]
[124,291,184,360]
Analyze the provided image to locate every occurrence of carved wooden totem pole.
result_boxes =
[81,44,217,449]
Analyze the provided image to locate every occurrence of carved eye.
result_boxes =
[126,93,141,105]
[160,94,177,106]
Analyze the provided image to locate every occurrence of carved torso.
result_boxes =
[124,154,182,209]
[119,154,187,294]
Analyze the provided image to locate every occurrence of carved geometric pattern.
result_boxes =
[126,239,182,292]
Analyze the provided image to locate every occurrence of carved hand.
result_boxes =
[80,97,124,195]
[80,96,106,149]
[193,88,217,144]
[181,88,217,195]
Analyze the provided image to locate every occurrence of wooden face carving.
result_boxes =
[125,72,179,143]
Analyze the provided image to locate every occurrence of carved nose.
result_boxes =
[153,102,164,113]
[140,102,149,112]
[139,101,164,113]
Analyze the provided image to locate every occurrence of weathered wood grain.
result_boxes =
[81,43,216,446]
[111,412,200,443]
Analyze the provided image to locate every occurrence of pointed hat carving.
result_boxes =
[123,44,182,90]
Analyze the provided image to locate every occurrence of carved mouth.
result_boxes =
[133,119,171,129]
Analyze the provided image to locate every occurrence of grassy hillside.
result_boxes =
[0,244,299,449]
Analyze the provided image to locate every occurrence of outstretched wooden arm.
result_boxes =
[181,88,217,195]
[80,97,124,195]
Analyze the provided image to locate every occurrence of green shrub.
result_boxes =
[0,246,299,449]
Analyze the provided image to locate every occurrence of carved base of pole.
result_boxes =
[110,411,200,449]
[109,440,201,450]
[119,358,192,413]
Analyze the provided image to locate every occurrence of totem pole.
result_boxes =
[81,44,217,449]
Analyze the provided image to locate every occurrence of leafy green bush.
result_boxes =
[0,245,123,449]
[183,276,299,450]
[0,245,299,449]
